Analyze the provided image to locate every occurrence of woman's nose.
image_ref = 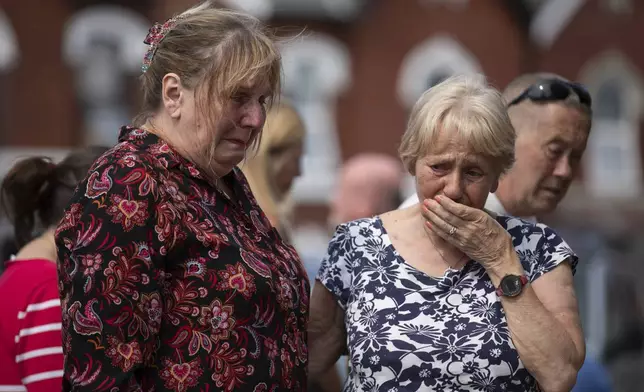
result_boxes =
[241,102,266,129]
[442,172,464,200]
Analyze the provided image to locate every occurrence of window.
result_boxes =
[586,119,641,198]
[280,33,350,203]
[581,56,643,199]
[63,5,149,146]
[595,78,623,120]
[425,69,451,90]
[397,35,481,109]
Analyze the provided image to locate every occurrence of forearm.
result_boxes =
[487,256,584,391]
[308,322,345,380]
[310,365,344,392]
[308,284,347,382]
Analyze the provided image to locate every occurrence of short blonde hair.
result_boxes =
[135,2,282,141]
[399,74,516,176]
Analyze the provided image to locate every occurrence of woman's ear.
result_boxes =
[162,73,184,119]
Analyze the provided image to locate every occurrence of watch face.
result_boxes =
[500,275,522,297]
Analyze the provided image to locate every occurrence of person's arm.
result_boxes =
[487,255,585,392]
[309,281,347,381]
[56,160,166,390]
[309,224,351,385]
[16,277,64,392]
[423,196,585,392]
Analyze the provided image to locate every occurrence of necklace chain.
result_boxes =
[426,229,468,269]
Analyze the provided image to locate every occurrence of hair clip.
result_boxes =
[141,15,183,73]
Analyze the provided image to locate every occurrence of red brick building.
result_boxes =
[0,0,640,228]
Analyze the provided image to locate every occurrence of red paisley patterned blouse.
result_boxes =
[55,127,310,391]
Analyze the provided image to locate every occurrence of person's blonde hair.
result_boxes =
[399,74,516,176]
[241,101,305,234]
[134,1,282,152]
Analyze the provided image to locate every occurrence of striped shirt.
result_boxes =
[0,259,63,392]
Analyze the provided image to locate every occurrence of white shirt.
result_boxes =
[398,192,536,222]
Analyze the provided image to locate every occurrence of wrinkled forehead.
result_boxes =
[425,127,486,159]
[531,104,591,146]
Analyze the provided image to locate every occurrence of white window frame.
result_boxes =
[280,33,350,203]
[585,119,642,199]
[579,51,644,199]
[62,6,149,146]
[63,5,149,72]
[396,34,482,109]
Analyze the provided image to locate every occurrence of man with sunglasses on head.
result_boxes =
[400,72,592,222]
[495,73,591,220]
[505,74,613,392]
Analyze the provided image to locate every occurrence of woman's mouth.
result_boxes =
[226,139,247,147]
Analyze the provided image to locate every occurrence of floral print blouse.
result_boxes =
[318,216,577,391]
[55,127,310,391]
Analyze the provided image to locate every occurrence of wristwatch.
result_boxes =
[495,274,529,297]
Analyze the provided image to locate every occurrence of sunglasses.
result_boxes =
[507,79,592,108]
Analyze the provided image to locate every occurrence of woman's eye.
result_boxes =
[430,165,448,173]
[466,170,483,178]
[232,93,249,104]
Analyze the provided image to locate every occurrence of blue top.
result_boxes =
[573,355,612,392]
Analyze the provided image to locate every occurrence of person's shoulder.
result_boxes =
[335,216,380,232]
[5,258,57,272]
[498,214,562,238]
[79,140,165,203]
[494,213,538,230]
[0,259,57,287]
[92,139,159,174]
[496,214,568,246]
[328,217,381,245]
[496,214,578,277]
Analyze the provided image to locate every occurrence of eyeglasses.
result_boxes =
[507,79,592,108]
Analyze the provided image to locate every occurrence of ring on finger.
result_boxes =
[449,226,457,236]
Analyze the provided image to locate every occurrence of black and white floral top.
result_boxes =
[317,215,577,392]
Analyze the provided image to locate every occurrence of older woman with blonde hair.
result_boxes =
[55,3,309,390]
[309,74,585,391]
[241,101,304,239]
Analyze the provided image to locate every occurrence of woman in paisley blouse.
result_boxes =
[309,74,585,391]
[55,3,309,391]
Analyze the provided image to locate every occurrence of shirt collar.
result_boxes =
[485,193,537,222]
[118,126,207,182]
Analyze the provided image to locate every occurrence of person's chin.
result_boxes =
[533,195,561,215]
[214,150,246,170]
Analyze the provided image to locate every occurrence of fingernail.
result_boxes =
[435,195,441,201]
